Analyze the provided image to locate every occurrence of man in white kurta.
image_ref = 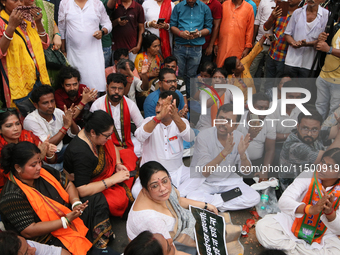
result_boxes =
[58,0,112,92]
[256,170,340,255]
[187,103,260,211]
[90,74,144,157]
[132,91,195,198]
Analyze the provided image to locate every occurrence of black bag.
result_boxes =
[44,44,67,69]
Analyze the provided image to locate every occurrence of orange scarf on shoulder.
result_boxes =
[10,169,92,255]
[291,172,340,244]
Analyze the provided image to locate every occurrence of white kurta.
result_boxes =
[58,0,112,91]
[256,171,340,254]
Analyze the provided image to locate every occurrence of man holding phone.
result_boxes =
[111,0,145,62]
[186,103,260,212]
[170,0,213,98]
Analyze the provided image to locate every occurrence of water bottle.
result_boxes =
[259,189,269,210]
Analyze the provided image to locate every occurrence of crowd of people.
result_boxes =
[0,0,339,254]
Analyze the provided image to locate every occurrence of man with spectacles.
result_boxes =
[144,68,187,118]
[279,108,340,191]
[132,91,196,198]
[90,73,144,159]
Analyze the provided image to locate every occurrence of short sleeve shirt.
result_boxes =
[111,0,145,50]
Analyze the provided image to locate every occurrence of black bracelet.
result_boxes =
[204,202,208,209]
[102,179,108,189]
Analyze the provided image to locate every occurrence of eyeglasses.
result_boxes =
[0,108,17,114]
[162,79,178,84]
[300,127,319,135]
[100,132,113,139]
[148,176,171,190]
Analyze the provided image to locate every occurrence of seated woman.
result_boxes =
[0,108,57,192]
[127,161,218,254]
[64,110,136,217]
[223,34,268,105]
[0,142,113,255]
[256,148,340,255]
[134,32,164,110]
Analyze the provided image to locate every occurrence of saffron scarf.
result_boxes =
[105,95,133,149]
[9,169,92,254]
[0,10,50,103]
[159,0,171,58]
[0,130,40,192]
[291,172,340,244]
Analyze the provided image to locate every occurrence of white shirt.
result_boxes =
[254,0,275,43]
[90,95,144,140]
[284,5,328,70]
[237,111,276,160]
[58,0,112,91]
[23,109,77,152]
[27,240,62,255]
[127,202,175,240]
[135,116,194,173]
[127,76,143,104]
[191,127,251,185]
[267,99,301,141]
[275,170,340,249]
[142,0,175,49]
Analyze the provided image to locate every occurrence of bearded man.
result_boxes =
[279,108,340,191]
[90,73,144,158]
[55,66,97,126]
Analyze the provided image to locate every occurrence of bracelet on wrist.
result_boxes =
[46,153,55,159]
[3,31,13,41]
[61,217,68,229]
[219,152,226,161]
[325,209,334,216]
[102,179,108,189]
[59,129,67,135]
[65,216,71,226]
[76,105,82,111]
[153,116,161,124]
[79,101,85,107]
[72,201,83,210]
[62,126,68,132]
[304,204,312,215]
[54,32,61,37]
[204,202,208,209]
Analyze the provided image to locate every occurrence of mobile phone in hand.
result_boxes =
[190,30,196,34]
[157,18,165,24]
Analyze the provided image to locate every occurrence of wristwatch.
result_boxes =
[101,29,105,36]
[327,46,333,55]
[199,31,202,38]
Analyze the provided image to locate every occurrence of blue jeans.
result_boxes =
[316,76,340,119]
[173,44,202,98]
[103,46,112,68]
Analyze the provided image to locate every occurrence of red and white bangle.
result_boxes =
[3,31,13,41]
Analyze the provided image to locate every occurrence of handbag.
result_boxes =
[44,44,67,69]
[0,17,41,116]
